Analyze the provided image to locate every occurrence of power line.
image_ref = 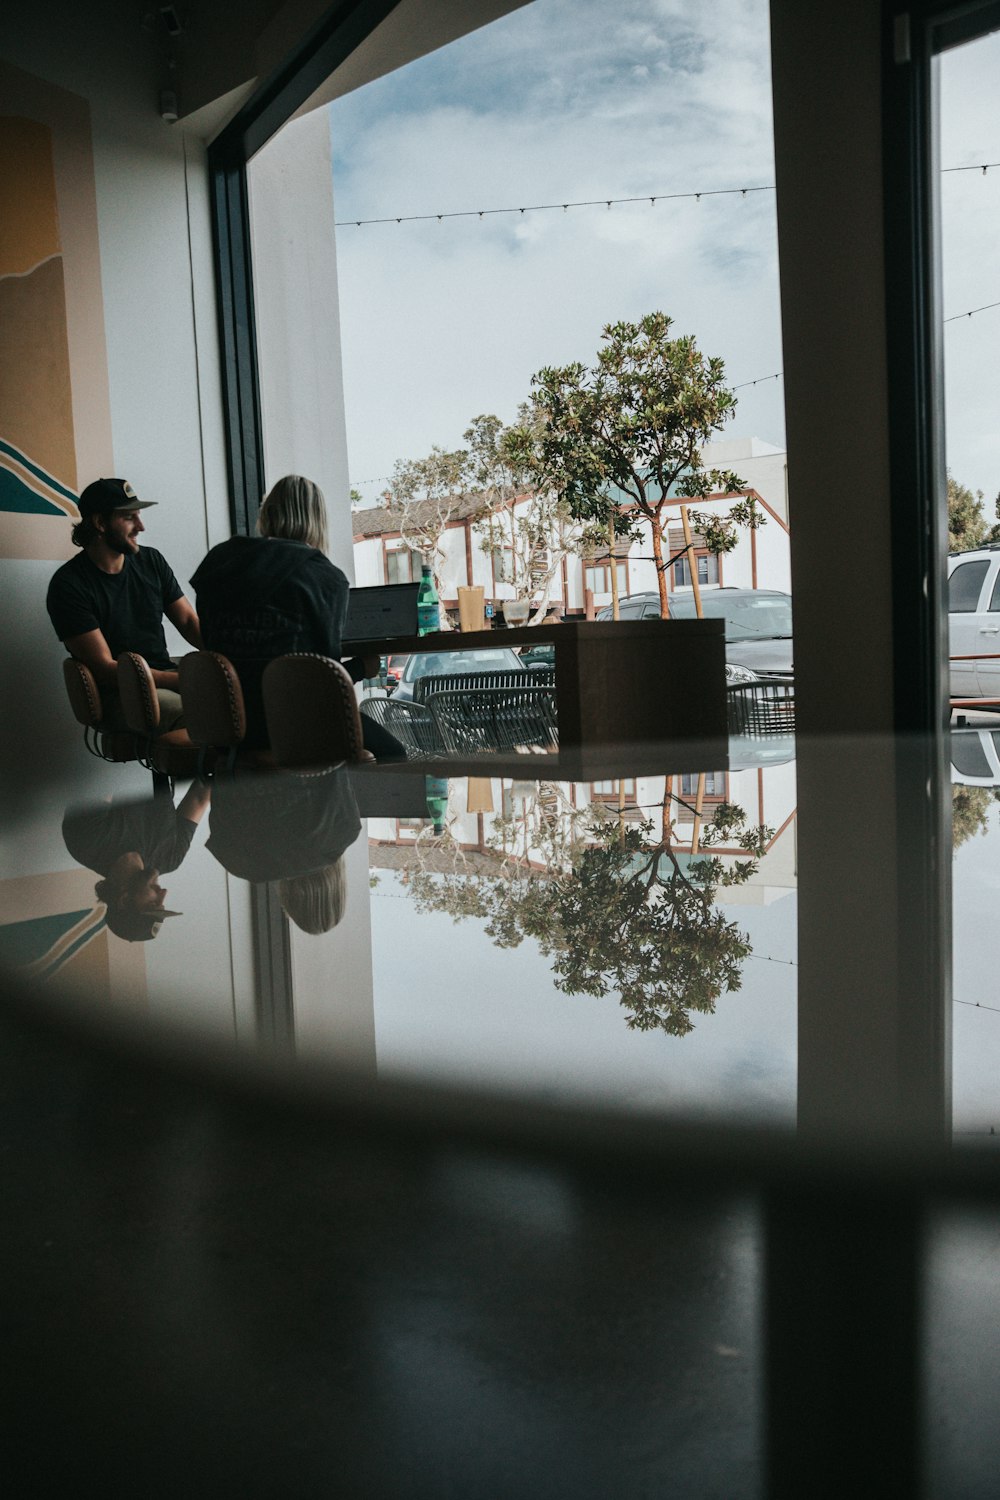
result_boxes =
[348,302,1000,488]
[942,160,1000,174]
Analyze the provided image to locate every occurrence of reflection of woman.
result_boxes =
[62,782,210,942]
[191,475,402,759]
[206,766,361,935]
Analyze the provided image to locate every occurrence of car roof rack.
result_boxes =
[949,544,1000,556]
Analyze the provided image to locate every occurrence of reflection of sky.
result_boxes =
[951,800,1000,1136]
[371,870,797,1124]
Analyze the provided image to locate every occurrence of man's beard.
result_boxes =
[106,527,137,555]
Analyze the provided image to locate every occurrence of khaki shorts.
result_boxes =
[100,687,185,734]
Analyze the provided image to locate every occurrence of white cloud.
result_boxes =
[327,0,784,492]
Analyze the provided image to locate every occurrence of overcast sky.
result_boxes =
[328,0,783,500]
[940,31,1000,505]
[327,2,1000,508]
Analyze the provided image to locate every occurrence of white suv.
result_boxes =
[948,546,1000,699]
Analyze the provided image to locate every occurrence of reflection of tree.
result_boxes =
[952,783,1000,851]
[406,783,772,1036]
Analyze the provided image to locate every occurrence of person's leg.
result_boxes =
[155,688,185,733]
[97,689,185,733]
[360,715,407,761]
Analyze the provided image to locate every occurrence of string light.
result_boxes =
[350,295,996,487]
[337,157,1000,231]
[732,372,783,391]
[337,184,776,228]
[944,298,1000,323]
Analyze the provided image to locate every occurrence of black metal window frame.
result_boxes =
[207,0,402,537]
[881,0,1000,1143]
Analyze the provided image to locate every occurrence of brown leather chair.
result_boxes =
[115,652,203,780]
[62,658,136,763]
[261,654,374,770]
[178,651,247,774]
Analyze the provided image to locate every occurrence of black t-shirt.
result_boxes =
[46,548,183,670]
[63,796,196,877]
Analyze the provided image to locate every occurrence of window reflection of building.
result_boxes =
[385,546,414,585]
[673,551,720,588]
[590,779,637,801]
[584,559,629,596]
[679,772,727,802]
[491,547,515,584]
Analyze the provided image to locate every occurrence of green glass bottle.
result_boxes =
[416,557,440,636]
[424,775,449,834]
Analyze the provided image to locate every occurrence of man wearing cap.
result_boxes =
[46,477,202,731]
[62,780,211,943]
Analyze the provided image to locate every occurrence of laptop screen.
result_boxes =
[344,582,420,644]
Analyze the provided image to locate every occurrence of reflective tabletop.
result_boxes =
[5,723,996,1145]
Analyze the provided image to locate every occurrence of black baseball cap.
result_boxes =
[104,904,182,943]
[78,477,157,517]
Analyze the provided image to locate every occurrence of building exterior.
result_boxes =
[353,436,790,619]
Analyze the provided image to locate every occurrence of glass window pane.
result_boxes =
[949,560,989,612]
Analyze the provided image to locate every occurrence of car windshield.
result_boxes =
[669,592,793,641]
[402,649,521,681]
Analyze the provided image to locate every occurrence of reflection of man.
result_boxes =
[46,477,202,731]
[63,782,210,942]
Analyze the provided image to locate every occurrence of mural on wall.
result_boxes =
[0,868,147,1008]
[0,63,113,560]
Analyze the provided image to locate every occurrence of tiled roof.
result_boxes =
[352,489,501,540]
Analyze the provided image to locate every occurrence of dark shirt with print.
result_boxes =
[191,535,361,747]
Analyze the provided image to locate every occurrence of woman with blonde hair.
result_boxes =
[191,475,400,754]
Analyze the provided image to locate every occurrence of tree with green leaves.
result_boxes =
[947,472,989,553]
[952,782,1000,852]
[529,312,762,617]
[406,780,771,1036]
[466,410,582,622]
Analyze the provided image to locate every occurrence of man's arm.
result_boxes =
[177,780,211,825]
[165,595,203,649]
[63,629,179,691]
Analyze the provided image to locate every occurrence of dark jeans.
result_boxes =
[361,716,407,762]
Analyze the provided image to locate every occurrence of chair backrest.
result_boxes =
[262,654,369,769]
[63,658,103,729]
[413,667,554,704]
[116,652,160,736]
[179,651,246,749]
[426,687,558,754]
[359,696,443,756]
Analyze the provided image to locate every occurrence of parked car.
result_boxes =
[390,646,523,702]
[596,588,793,685]
[951,726,1000,786]
[383,654,410,693]
[519,642,556,672]
[948,546,1000,701]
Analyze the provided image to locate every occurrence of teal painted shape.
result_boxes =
[0,437,78,505]
[0,909,91,968]
[0,464,65,516]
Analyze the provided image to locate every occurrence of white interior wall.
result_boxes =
[247,108,355,580]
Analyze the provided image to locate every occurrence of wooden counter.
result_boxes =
[346,617,729,746]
